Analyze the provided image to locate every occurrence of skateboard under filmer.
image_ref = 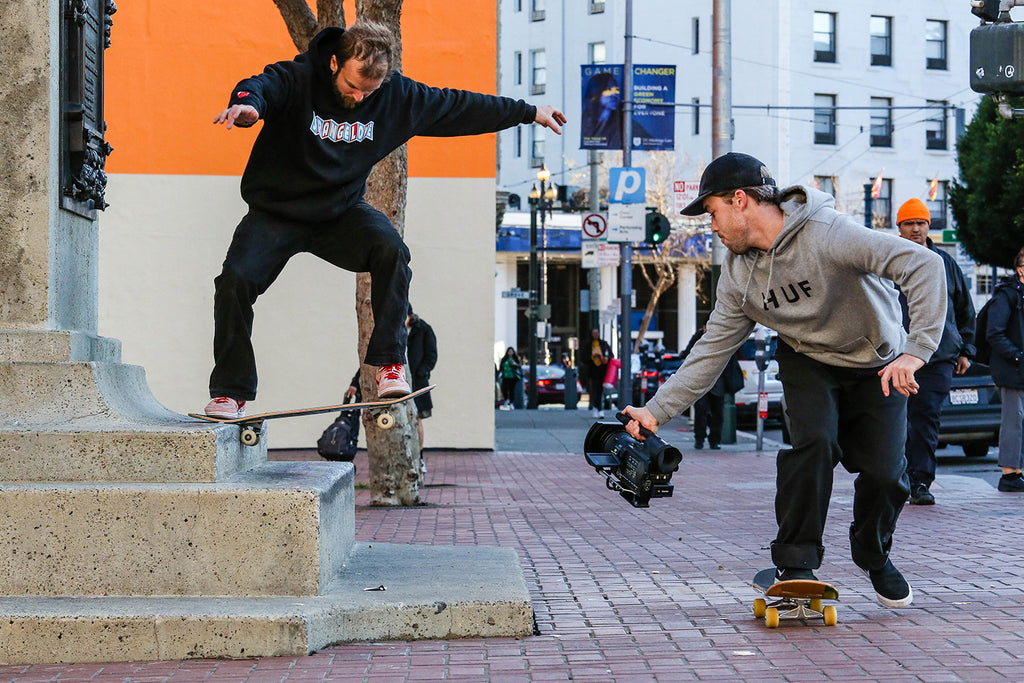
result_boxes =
[752,568,840,628]
[189,385,435,446]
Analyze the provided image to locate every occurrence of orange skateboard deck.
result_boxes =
[189,385,434,446]
[752,568,840,627]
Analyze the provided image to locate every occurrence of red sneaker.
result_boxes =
[204,397,246,419]
[375,364,411,398]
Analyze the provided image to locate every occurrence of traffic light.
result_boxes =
[970,21,1024,94]
[645,210,671,245]
[972,0,1003,23]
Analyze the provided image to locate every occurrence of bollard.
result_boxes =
[721,395,737,444]
[564,368,578,409]
[514,376,526,409]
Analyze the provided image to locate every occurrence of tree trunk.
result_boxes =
[273,0,419,505]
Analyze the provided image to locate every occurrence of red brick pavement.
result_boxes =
[3,445,1024,681]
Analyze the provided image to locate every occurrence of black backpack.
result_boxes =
[975,286,1018,365]
[317,398,360,462]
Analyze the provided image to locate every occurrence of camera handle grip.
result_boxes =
[615,411,656,440]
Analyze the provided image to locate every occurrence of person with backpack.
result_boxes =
[985,246,1024,493]
[895,199,976,505]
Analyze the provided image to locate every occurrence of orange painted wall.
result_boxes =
[104,2,498,178]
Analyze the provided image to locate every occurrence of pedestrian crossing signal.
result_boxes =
[645,210,671,245]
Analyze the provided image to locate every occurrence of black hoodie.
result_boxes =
[228,27,537,223]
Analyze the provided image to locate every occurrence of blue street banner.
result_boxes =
[579,64,676,151]
[580,65,624,150]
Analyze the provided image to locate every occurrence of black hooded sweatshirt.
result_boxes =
[228,27,537,223]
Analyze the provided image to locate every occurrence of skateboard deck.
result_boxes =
[752,568,840,628]
[188,385,434,446]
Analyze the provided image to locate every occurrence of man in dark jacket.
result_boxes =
[987,246,1024,492]
[406,307,437,473]
[895,199,976,505]
[203,21,566,418]
[582,329,613,418]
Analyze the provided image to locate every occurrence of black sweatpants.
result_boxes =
[905,361,954,487]
[773,344,910,573]
[209,204,412,401]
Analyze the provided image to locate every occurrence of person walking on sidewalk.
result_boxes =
[498,347,522,408]
[583,329,613,418]
[406,307,437,473]
[620,152,946,608]
[203,20,566,418]
[986,246,1024,492]
[895,199,976,505]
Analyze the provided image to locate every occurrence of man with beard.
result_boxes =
[204,21,566,418]
[620,152,947,609]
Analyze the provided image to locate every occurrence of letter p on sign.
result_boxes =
[609,167,646,204]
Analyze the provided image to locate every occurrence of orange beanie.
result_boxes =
[896,198,930,225]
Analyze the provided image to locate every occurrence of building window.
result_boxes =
[530,128,544,168]
[814,93,837,145]
[978,272,995,295]
[926,100,948,150]
[692,17,700,55]
[927,180,948,231]
[514,52,522,86]
[514,0,522,12]
[588,42,606,65]
[814,176,836,197]
[870,16,892,66]
[926,20,947,70]
[692,97,700,135]
[530,49,546,96]
[872,178,892,229]
[514,126,522,158]
[870,97,893,147]
[589,1,605,14]
[814,12,837,63]
[531,0,545,22]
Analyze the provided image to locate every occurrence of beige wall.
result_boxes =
[98,175,496,450]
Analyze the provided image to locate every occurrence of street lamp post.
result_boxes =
[536,165,557,364]
[527,184,540,410]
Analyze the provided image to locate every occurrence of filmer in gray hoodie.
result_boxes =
[622,153,946,609]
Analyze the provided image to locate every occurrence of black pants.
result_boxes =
[693,392,724,446]
[587,368,605,410]
[773,344,909,572]
[905,361,954,487]
[209,205,411,400]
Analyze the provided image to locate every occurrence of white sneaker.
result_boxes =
[375,364,411,398]
[204,397,246,419]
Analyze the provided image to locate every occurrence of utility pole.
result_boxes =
[619,0,634,409]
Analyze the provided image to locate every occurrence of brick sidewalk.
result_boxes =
[3,444,1024,681]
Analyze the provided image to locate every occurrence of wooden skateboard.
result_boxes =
[188,385,435,446]
[752,568,840,628]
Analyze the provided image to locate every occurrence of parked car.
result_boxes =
[521,364,584,405]
[780,361,1001,455]
[734,331,784,427]
[938,362,1001,458]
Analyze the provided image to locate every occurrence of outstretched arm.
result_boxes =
[213,104,260,129]
[533,105,567,135]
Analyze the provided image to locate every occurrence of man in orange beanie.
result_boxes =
[896,198,976,505]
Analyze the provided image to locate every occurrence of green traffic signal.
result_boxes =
[645,210,671,245]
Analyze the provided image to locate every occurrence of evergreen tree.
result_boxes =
[950,95,1024,269]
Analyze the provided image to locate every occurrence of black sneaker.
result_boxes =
[866,559,913,607]
[908,483,935,506]
[998,473,1024,492]
[775,567,817,583]
[694,441,704,450]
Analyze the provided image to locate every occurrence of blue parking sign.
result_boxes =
[609,167,646,204]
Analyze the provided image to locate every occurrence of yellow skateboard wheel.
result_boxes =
[376,412,395,429]
[753,598,767,618]
[822,604,838,626]
[810,598,823,613]
[240,427,260,446]
[765,607,780,628]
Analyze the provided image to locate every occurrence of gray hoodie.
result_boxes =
[646,186,947,425]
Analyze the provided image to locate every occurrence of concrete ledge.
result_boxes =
[0,330,121,363]
[0,462,354,597]
[0,543,533,664]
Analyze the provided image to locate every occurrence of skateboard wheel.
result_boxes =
[810,598,823,613]
[753,598,766,618]
[822,604,838,626]
[765,607,780,628]
[240,427,260,446]
[376,412,395,429]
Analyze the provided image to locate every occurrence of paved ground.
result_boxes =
[3,409,1024,681]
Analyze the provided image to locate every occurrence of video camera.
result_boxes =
[584,412,682,508]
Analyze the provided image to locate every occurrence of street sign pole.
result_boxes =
[620,0,634,410]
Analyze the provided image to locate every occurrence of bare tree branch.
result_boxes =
[272,0,318,51]
[315,0,345,32]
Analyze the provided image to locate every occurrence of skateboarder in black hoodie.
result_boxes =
[203,21,566,418]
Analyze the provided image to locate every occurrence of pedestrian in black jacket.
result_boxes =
[986,246,1024,492]
[203,21,566,419]
[406,307,437,473]
[895,199,976,505]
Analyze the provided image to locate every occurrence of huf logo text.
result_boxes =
[309,112,375,143]
[763,280,812,310]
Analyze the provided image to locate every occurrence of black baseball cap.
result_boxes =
[680,152,776,216]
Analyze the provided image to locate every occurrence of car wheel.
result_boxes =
[962,442,990,459]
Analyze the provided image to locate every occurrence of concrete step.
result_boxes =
[0,543,533,664]
[0,462,354,598]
